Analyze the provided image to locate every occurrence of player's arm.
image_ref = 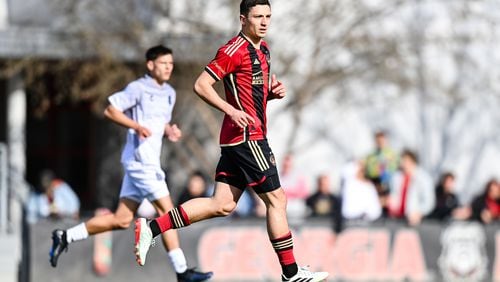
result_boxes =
[193,71,254,128]
[103,105,151,138]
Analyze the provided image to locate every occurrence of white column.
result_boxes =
[0,143,7,234]
[6,74,28,233]
[0,74,24,282]
[0,0,8,29]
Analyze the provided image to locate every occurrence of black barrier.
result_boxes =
[28,218,499,281]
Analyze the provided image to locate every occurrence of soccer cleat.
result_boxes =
[281,266,329,282]
[49,229,68,267]
[177,268,214,282]
[134,218,154,266]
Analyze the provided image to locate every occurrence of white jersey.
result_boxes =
[108,75,176,166]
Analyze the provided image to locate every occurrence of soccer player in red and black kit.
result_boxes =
[134,1,329,281]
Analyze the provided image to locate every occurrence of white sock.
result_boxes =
[168,248,188,273]
[66,223,89,244]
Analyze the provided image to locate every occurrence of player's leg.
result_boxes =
[257,184,329,282]
[85,198,138,233]
[134,182,243,265]
[151,196,180,251]
[181,182,243,221]
[138,182,243,236]
[49,198,139,267]
[255,180,297,277]
[93,208,114,276]
[151,182,242,232]
[151,196,213,281]
[50,166,143,268]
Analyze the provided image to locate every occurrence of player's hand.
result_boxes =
[135,125,152,140]
[407,212,423,226]
[270,74,286,99]
[166,124,182,142]
[229,108,255,128]
[481,209,493,224]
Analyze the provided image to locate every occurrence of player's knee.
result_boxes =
[269,198,287,211]
[277,194,288,209]
[115,215,134,229]
[265,188,288,210]
[214,201,237,217]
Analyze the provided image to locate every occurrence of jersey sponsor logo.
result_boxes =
[252,73,265,85]
[253,58,260,65]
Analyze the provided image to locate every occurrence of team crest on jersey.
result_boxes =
[262,47,270,63]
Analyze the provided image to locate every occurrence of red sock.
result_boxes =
[271,231,297,266]
[154,206,191,233]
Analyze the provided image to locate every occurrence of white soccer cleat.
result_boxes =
[281,266,329,282]
[134,218,153,266]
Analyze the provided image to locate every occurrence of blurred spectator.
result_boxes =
[427,172,470,221]
[26,169,80,224]
[252,190,267,218]
[306,173,340,217]
[234,189,260,218]
[306,173,342,232]
[470,179,500,224]
[340,161,382,221]
[364,131,399,193]
[279,153,309,220]
[177,171,211,204]
[388,149,434,226]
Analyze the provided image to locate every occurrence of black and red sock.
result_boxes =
[149,206,190,237]
[271,231,298,278]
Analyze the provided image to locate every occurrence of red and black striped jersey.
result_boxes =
[205,33,271,146]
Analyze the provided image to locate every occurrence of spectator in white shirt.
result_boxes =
[340,161,382,221]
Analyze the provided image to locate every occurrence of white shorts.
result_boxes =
[119,162,170,203]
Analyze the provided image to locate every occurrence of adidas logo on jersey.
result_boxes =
[253,58,260,65]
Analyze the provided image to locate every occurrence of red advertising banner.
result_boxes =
[29,218,499,282]
[194,219,498,281]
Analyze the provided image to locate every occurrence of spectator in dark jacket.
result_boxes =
[306,174,342,232]
[177,171,211,205]
[471,178,500,224]
[427,172,470,221]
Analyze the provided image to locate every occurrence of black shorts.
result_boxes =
[215,139,281,194]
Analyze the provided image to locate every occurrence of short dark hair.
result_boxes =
[401,149,418,164]
[38,169,56,192]
[145,45,172,61]
[190,170,207,182]
[240,0,271,17]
